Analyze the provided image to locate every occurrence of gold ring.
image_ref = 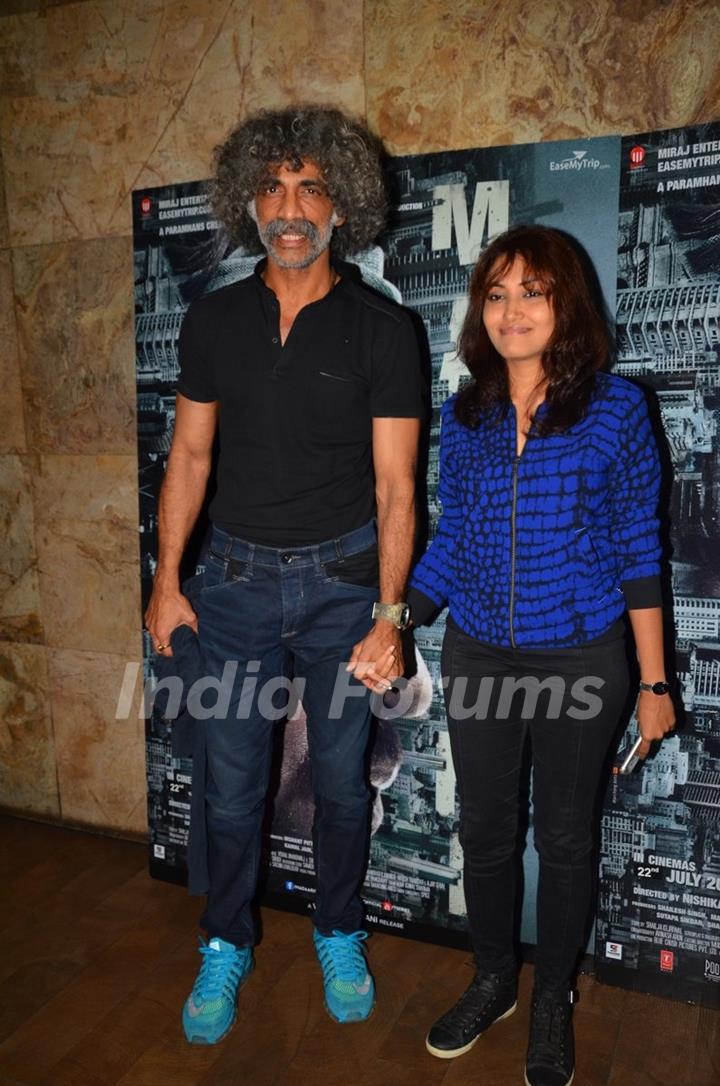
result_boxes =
[156,643,167,652]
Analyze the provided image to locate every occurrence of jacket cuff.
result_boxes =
[622,575,662,609]
[408,586,445,627]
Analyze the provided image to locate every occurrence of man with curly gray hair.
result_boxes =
[212,106,388,261]
[145,105,425,1044]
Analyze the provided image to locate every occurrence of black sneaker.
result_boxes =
[425,968,517,1059]
[524,987,576,1086]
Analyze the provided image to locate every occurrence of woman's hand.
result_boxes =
[347,622,403,693]
[636,691,676,758]
[627,608,676,759]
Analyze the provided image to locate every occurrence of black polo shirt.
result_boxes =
[177,259,425,546]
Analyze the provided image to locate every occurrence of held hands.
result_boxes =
[636,690,676,759]
[347,621,404,693]
[144,583,198,657]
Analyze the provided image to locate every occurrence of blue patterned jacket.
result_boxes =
[409,373,662,648]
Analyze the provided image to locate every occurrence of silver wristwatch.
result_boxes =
[372,601,411,630]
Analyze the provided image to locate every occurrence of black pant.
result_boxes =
[442,617,628,991]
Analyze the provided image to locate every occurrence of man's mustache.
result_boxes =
[263,219,319,242]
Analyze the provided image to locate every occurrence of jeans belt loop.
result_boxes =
[214,530,231,559]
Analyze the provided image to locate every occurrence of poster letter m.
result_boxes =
[431,181,509,265]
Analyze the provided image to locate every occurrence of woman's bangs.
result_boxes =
[516,248,555,294]
[482,244,555,295]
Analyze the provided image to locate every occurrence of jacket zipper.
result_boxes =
[509,453,521,649]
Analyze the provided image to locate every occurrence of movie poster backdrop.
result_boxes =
[594,123,720,1007]
[132,123,720,1005]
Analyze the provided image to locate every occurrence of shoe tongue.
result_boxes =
[209,938,222,951]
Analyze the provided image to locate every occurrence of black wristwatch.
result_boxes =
[639,680,670,696]
[372,601,412,630]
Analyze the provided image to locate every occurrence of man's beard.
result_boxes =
[257,214,337,269]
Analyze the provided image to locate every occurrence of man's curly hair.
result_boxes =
[211,106,388,258]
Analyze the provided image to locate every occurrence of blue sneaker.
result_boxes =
[182,936,253,1044]
[313,929,375,1023]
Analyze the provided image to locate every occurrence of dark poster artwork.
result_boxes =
[134,183,218,882]
[133,133,620,952]
[133,124,719,1003]
[595,123,720,1008]
[375,136,620,949]
[132,183,454,939]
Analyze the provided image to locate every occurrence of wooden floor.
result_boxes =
[0,815,717,1086]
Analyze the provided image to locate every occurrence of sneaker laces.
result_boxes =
[436,973,499,1032]
[193,938,247,1002]
[316,930,369,982]
[529,990,571,1064]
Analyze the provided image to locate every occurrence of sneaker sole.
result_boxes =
[322,998,375,1025]
[184,1006,237,1046]
[524,1069,574,1086]
[183,961,254,1045]
[425,1000,517,1059]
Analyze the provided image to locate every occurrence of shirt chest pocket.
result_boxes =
[309,369,370,444]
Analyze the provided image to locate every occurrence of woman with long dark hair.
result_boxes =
[408,225,676,1086]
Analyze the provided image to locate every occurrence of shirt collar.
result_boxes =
[252,255,361,293]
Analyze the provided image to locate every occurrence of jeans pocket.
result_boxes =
[203,551,253,591]
[322,543,380,590]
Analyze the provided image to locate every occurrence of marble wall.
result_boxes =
[0,0,718,836]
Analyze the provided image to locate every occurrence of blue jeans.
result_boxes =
[194,521,379,947]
